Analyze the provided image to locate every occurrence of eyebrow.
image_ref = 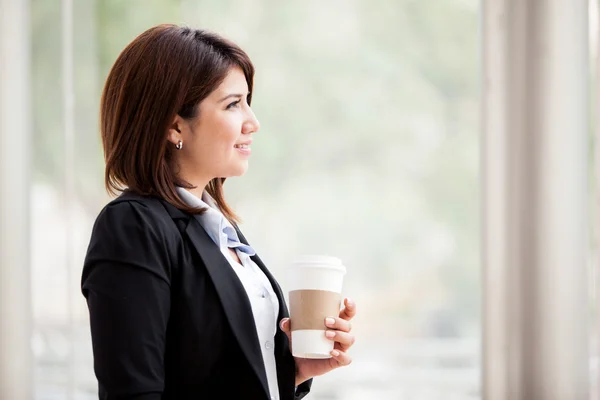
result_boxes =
[218,92,250,102]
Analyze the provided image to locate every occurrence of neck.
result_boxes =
[187,184,207,199]
[179,174,213,199]
[175,159,215,198]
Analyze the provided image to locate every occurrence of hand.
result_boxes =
[279,297,357,386]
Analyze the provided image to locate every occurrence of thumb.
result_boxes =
[279,318,292,341]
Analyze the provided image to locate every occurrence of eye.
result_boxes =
[226,100,241,110]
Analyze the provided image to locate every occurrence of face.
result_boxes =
[168,67,260,186]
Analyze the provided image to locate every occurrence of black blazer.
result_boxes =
[81,190,312,399]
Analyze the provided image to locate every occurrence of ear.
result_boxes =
[167,114,185,146]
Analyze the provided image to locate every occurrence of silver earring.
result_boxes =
[176,140,183,150]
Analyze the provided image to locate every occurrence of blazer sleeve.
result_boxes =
[295,379,313,399]
[81,201,173,400]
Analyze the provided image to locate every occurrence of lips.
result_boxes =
[234,140,252,149]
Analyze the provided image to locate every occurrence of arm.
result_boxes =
[294,379,313,399]
[81,201,172,399]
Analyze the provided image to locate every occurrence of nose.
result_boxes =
[242,107,260,135]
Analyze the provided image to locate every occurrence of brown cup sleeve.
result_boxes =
[289,289,341,331]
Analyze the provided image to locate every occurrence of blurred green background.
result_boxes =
[29,1,480,399]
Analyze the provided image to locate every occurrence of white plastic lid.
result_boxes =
[290,255,346,273]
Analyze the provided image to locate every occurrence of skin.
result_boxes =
[167,67,260,198]
[167,66,357,385]
[280,298,357,386]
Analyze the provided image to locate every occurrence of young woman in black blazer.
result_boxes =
[81,24,357,400]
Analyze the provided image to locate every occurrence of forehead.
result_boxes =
[212,67,248,96]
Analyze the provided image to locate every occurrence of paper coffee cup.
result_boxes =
[287,255,346,359]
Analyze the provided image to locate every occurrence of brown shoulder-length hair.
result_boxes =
[101,24,255,223]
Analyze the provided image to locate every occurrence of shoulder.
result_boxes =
[104,190,169,216]
[94,190,179,231]
[84,191,185,282]
[88,190,187,254]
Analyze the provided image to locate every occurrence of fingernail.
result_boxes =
[325,330,335,339]
[331,350,340,357]
[325,317,335,327]
[346,298,354,307]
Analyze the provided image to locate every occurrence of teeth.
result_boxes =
[235,144,249,149]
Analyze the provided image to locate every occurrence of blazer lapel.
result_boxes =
[235,229,292,347]
[235,229,289,316]
[249,252,293,358]
[183,216,270,398]
[235,228,298,398]
[253,254,289,319]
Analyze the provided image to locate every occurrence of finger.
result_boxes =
[325,330,355,351]
[339,298,356,321]
[330,349,352,366]
[279,318,292,342]
[279,318,290,333]
[325,316,352,333]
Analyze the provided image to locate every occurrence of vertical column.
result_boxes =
[0,0,33,398]
[62,0,76,398]
[482,1,590,399]
[594,0,600,397]
[596,0,600,397]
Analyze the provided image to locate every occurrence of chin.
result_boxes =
[227,163,249,177]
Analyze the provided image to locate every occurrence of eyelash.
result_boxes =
[226,100,241,109]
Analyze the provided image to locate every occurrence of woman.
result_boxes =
[81,24,356,400]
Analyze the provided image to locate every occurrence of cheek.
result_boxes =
[193,114,241,157]
[216,121,241,150]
